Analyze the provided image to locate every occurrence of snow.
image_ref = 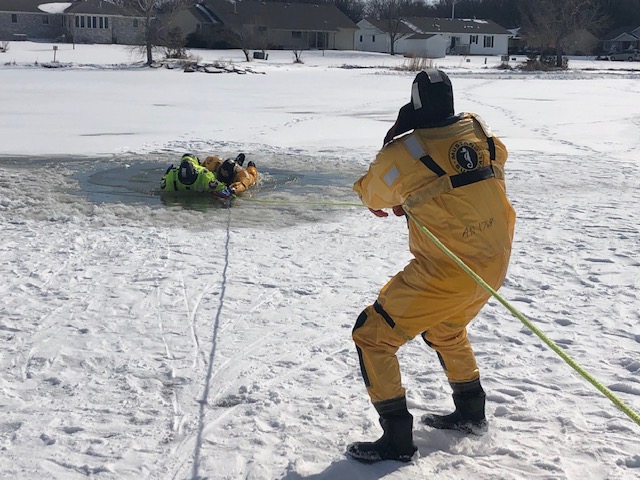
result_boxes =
[37,3,73,14]
[1,41,639,479]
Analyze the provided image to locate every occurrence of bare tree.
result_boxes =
[162,26,187,59]
[366,0,412,55]
[120,0,189,65]
[228,23,270,62]
[293,49,304,63]
[519,0,609,67]
[600,0,640,27]
[333,0,367,23]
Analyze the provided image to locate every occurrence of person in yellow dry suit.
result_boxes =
[201,153,258,196]
[347,69,516,463]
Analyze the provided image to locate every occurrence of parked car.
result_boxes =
[608,49,640,61]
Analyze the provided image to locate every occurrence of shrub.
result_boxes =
[518,55,568,71]
[164,47,188,59]
[395,56,433,71]
[496,63,513,70]
[162,27,187,59]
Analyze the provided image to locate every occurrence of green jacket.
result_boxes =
[161,156,227,193]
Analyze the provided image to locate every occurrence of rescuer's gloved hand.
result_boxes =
[212,187,234,199]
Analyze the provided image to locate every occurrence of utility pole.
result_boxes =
[451,0,456,19]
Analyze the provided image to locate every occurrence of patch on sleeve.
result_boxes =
[383,166,400,187]
[403,135,425,160]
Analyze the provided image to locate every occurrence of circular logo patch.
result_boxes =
[449,142,484,173]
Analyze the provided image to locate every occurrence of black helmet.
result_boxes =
[221,158,236,172]
[394,69,454,135]
[218,159,236,183]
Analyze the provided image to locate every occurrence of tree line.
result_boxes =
[330,0,640,32]
[112,0,640,32]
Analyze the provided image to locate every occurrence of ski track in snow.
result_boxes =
[1,57,639,479]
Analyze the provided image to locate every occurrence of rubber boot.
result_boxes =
[421,379,487,434]
[347,403,417,463]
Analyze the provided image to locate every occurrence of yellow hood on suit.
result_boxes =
[202,155,223,172]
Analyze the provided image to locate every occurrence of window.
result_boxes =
[81,16,85,28]
[104,17,108,29]
[11,14,17,23]
[483,36,494,48]
[99,17,103,29]
[92,16,97,28]
[359,35,363,42]
[292,31,302,39]
[372,35,375,42]
[42,15,49,25]
[470,35,478,44]
[75,16,79,27]
[133,19,139,28]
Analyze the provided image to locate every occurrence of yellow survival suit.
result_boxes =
[201,155,258,195]
[347,69,516,464]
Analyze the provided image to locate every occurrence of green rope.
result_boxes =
[235,196,363,208]
[404,210,640,427]
[234,193,639,425]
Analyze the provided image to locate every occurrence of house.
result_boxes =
[173,0,358,50]
[355,16,511,58]
[355,17,446,58]
[601,26,640,53]
[0,0,144,45]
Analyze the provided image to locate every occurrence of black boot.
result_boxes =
[421,379,487,434]
[235,153,246,166]
[347,400,417,463]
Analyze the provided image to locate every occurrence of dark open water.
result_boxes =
[0,154,365,222]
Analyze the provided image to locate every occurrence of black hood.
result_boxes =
[393,69,455,137]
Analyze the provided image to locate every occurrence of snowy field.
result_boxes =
[0,41,639,479]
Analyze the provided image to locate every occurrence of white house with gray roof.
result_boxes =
[356,17,510,57]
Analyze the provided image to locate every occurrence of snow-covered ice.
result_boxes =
[0,42,639,479]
